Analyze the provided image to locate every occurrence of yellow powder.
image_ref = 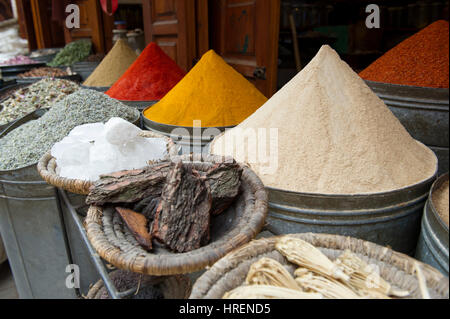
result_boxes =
[83,39,138,87]
[143,50,267,127]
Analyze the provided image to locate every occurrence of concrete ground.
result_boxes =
[0,262,18,299]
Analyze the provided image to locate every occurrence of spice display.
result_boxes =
[106,42,185,101]
[51,117,168,181]
[360,20,449,88]
[17,67,69,78]
[0,55,39,66]
[86,160,242,253]
[432,178,449,227]
[0,89,139,170]
[48,39,92,67]
[0,78,79,126]
[143,50,267,127]
[83,39,137,87]
[223,235,411,299]
[211,45,437,194]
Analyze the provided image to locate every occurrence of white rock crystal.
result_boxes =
[51,118,168,181]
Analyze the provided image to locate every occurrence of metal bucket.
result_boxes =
[0,114,76,298]
[365,80,449,175]
[57,191,99,296]
[72,62,100,81]
[142,106,234,155]
[266,169,438,255]
[415,173,449,276]
[120,101,157,129]
[80,85,110,92]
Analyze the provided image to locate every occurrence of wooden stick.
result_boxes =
[289,13,302,72]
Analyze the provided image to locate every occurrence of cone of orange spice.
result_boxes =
[143,50,267,127]
[360,20,449,88]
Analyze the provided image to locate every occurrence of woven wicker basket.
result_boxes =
[189,233,449,299]
[84,153,268,276]
[86,270,191,299]
[37,131,179,195]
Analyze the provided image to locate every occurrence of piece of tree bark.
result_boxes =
[86,162,171,206]
[133,196,160,221]
[115,207,152,251]
[205,161,242,216]
[151,162,212,253]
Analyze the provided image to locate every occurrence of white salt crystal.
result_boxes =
[51,136,78,158]
[57,141,91,167]
[69,122,105,142]
[103,117,141,146]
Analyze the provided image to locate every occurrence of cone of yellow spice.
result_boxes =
[143,50,267,127]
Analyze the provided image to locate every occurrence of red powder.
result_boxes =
[360,20,449,88]
[106,42,186,101]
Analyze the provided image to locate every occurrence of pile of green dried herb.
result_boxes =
[48,39,92,67]
[0,89,139,170]
[0,78,79,126]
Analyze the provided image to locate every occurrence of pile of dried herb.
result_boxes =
[17,67,69,78]
[86,160,243,253]
[48,39,92,67]
[0,78,79,126]
[0,89,139,170]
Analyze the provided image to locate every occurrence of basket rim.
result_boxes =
[189,232,449,299]
[37,130,179,195]
[84,154,268,276]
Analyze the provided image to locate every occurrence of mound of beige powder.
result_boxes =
[83,39,137,87]
[432,178,449,227]
[211,45,437,195]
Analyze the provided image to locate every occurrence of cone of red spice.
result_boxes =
[360,20,449,88]
[106,42,186,101]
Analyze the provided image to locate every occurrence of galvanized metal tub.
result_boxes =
[415,173,449,276]
[365,80,449,175]
[266,167,438,256]
[121,101,157,129]
[72,61,100,81]
[57,191,99,296]
[0,235,6,264]
[80,85,110,92]
[142,107,234,155]
[0,115,76,298]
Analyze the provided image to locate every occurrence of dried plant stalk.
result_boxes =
[294,268,361,299]
[245,258,300,290]
[414,262,430,299]
[223,285,322,299]
[334,250,409,298]
[275,236,349,282]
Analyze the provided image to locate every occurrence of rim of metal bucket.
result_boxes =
[267,151,438,212]
[428,173,449,233]
[141,105,235,143]
[80,85,110,92]
[364,80,449,110]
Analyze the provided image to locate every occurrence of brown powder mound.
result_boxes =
[432,178,449,227]
[83,39,137,87]
[211,45,437,195]
[360,20,449,88]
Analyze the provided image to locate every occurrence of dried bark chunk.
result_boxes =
[133,195,160,221]
[115,207,152,251]
[151,162,212,253]
[206,161,242,215]
[86,161,171,206]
